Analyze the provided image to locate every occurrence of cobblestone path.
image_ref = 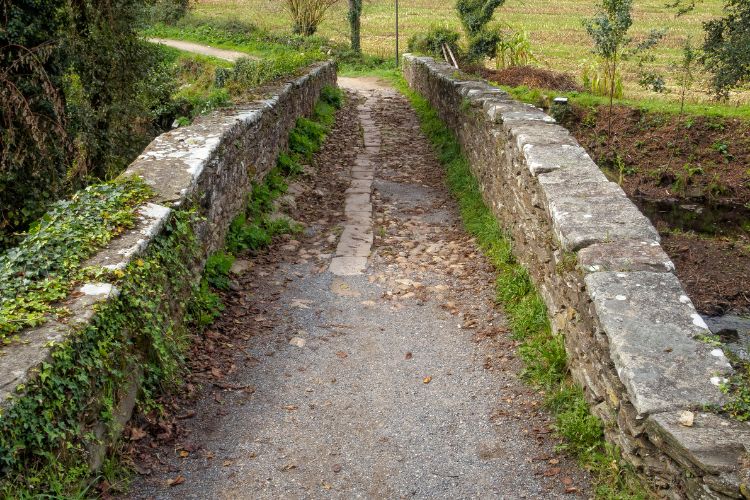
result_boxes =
[129,77,591,499]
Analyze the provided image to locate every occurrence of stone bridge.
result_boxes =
[0,56,747,498]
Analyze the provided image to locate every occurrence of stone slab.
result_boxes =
[646,411,750,475]
[578,240,675,273]
[335,226,373,257]
[525,143,609,182]
[329,256,368,276]
[351,170,374,181]
[509,122,578,152]
[85,203,172,271]
[541,181,660,251]
[585,271,732,416]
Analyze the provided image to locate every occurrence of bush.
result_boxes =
[467,26,500,61]
[148,0,190,24]
[284,0,339,36]
[407,26,463,61]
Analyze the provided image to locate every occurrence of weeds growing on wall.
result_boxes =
[393,76,649,499]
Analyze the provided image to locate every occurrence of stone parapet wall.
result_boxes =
[0,62,336,466]
[404,54,749,499]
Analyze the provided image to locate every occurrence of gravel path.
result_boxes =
[126,78,591,499]
[148,38,256,61]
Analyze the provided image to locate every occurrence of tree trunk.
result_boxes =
[348,0,362,53]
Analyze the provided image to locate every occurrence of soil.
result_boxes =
[118,82,591,498]
[472,65,582,92]
[562,104,750,316]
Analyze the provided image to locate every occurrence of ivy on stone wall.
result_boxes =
[0,178,152,341]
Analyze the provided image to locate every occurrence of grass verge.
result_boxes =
[391,75,651,499]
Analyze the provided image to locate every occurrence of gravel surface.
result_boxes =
[126,78,591,499]
[147,38,256,61]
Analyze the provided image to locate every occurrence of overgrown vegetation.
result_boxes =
[0,208,200,496]
[394,75,649,498]
[0,84,343,497]
[0,178,152,341]
[0,0,193,250]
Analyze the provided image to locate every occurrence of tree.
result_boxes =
[348,0,363,53]
[284,0,339,37]
[703,0,750,99]
[455,0,506,62]
[669,0,750,98]
[0,0,70,247]
[583,0,664,136]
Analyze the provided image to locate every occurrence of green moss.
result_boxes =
[394,75,650,499]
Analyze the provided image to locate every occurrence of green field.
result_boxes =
[188,0,748,105]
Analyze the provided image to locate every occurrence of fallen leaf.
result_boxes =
[223,460,233,467]
[562,477,573,486]
[211,367,223,379]
[543,467,561,477]
[167,475,185,487]
[405,352,413,360]
[549,458,560,465]
[130,427,147,441]
[336,351,348,359]
[423,376,432,384]
[564,487,578,494]
[179,450,189,458]
[283,404,299,411]
[281,463,297,471]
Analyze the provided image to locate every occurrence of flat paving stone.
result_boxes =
[329,255,368,275]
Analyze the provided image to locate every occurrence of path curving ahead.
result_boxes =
[128,76,591,499]
[148,38,257,61]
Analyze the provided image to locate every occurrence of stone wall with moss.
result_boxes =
[0,61,336,491]
[403,54,749,499]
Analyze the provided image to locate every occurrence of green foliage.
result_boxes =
[703,0,750,98]
[204,251,235,290]
[467,26,501,62]
[675,37,698,117]
[226,53,321,96]
[0,178,152,341]
[395,75,648,498]
[0,210,199,495]
[407,26,463,61]
[0,0,192,250]
[147,0,190,24]
[227,85,341,254]
[494,28,536,69]
[455,0,506,62]
[0,80,343,498]
[721,357,750,421]
[584,0,664,134]
[455,0,505,37]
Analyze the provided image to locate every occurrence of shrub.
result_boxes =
[456,0,506,61]
[407,26,463,61]
[148,0,190,24]
[703,0,750,98]
[284,0,339,36]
